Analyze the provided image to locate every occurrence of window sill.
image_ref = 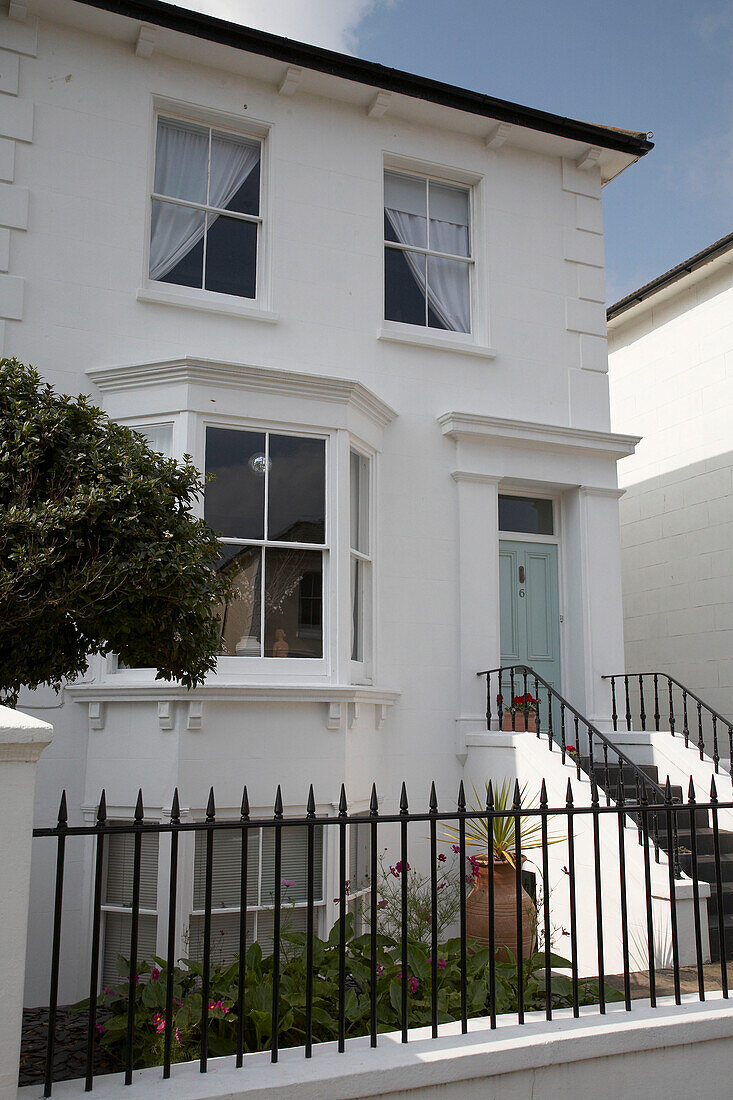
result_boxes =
[377,325,496,360]
[137,285,279,324]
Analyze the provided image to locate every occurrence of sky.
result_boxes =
[177,0,732,304]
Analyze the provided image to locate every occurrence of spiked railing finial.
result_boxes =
[96,790,107,826]
[240,786,250,821]
[274,785,284,819]
[370,782,379,816]
[565,778,574,807]
[399,782,409,814]
[134,789,144,823]
[429,781,438,814]
[338,783,348,816]
[170,788,180,824]
[307,784,316,818]
[206,787,216,822]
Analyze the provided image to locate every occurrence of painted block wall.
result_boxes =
[608,261,733,727]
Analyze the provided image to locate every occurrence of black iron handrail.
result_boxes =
[603,672,733,777]
[477,663,680,874]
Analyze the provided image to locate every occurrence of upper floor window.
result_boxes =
[149,117,261,300]
[205,427,326,659]
[384,170,472,334]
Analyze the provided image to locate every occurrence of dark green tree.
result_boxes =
[0,358,230,706]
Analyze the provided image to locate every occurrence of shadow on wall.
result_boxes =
[618,450,733,745]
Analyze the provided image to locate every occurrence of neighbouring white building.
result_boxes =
[608,234,733,728]
[3,0,683,1005]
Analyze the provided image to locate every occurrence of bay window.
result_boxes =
[384,170,472,333]
[149,117,262,300]
[101,829,159,986]
[205,428,327,659]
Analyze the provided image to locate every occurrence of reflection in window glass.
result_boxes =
[205,428,327,659]
[205,428,265,540]
[498,495,554,536]
[268,435,326,543]
[265,548,322,658]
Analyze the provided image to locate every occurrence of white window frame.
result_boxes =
[203,418,332,679]
[99,818,161,989]
[383,167,474,333]
[349,446,374,684]
[140,100,274,320]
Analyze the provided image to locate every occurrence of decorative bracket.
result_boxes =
[186,700,203,732]
[348,703,360,730]
[9,1,28,22]
[375,703,388,731]
[485,122,512,149]
[575,146,602,171]
[135,24,156,58]
[326,702,342,732]
[367,91,392,119]
[157,701,174,731]
[88,702,105,731]
[278,65,302,97]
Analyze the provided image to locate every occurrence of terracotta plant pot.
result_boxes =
[465,856,537,961]
[502,711,537,733]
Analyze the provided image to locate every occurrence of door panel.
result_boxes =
[499,541,561,693]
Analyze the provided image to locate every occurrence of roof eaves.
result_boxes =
[607,231,733,322]
[71,0,654,159]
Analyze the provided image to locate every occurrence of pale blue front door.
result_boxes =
[499,541,561,702]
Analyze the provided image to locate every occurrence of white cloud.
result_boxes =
[174,0,388,53]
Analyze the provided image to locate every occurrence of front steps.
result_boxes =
[582,759,733,963]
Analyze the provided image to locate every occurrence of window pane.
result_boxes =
[193,828,259,909]
[216,544,262,656]
[350,451,369,554]
[429,181,469,229]
[351,557,362,662]
[385,247,426,326]
[211,131,260,215]
[498,495,554,535]
[384,172,427,248]
[268,435,325,544]
[205,427,265,539]
[103,913,157,986]
[188,910,255,966]
[427,256,470,333]
[204,214,257,299]
[105,831,159,910]
[154,118,208,204]
[150,200,204,288]
[138,424,172,457]
[261,825,324,904]
[264,548,323,658]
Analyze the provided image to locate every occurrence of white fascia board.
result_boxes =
[438,411,639,461]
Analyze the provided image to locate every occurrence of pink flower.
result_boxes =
[466,874,475,883]
[376,964,384,976]
[561,866,570,876]
[437,853,447,863]
[102,987,112,995]
[451,845,461,854]
[281,879,296,887]
[377,899,388,909]
[409,976,419,994]
[150,968,160,981]
[438,958,446,970]
[392,861,410,875]
[208,1000,229,1014]
[175,1028,182,1046]
[95,1023,106,1035]
[562,928,570,937]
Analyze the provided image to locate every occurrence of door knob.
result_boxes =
[518,565,525,583]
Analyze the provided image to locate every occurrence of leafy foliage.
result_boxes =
[0,358,232,705]
[78,921,621,1070]
[443,780,563,866]
[359,850,463,945]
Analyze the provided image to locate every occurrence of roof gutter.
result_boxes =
[607,231,733,322]
[71,0,653,159]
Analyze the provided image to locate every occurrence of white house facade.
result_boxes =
[1,0,673,1006]
[608,234,733,729]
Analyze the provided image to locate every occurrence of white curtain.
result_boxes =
[150,121,260,282]
[385,208,470,333]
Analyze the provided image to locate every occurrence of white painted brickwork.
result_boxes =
[608,254,733,721]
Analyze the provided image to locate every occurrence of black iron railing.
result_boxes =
[29,772,733,1094]
[603,672,733,779]
[477,664,683,874]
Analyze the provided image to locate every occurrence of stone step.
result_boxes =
[675,827,733,857]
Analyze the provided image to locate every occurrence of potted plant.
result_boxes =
[501,692,538,733]
[446,780,561,959]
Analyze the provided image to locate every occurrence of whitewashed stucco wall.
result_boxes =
[608,258,733,724]
[2,4,634,1005]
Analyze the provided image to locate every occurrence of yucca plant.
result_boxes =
[444,780,562,867]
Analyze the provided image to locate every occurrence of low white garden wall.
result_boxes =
[17,995,733,1100]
